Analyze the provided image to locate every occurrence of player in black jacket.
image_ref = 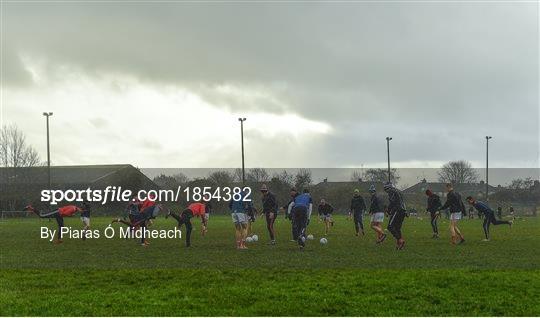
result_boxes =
[438,183,466,245]
[349,189,366,236]
[425,189,441,238]
[384,183,406,250]
[260,184,278,244]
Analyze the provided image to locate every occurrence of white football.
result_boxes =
[246,237,253,243]
[307,234,314,240]
[252,234,258,242]
[320,237,328,245]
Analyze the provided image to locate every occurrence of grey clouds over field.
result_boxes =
[1,2,538,170]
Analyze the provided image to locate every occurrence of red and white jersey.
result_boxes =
[58,205,81,217]
[188,203,206,217]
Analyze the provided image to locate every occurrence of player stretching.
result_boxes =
[318,199,334,235]
[260,184,278,245]
[229,189,252,249]
[289,188,313,249]
[425,189,442,238]
[167,202,206,247]
[349,189,366,236]
[24,204,82,244]
[466,196,512,241]
[137,194,159,246]
[384,183,406,250]
[438,183,466,245]
[368,185,386,243]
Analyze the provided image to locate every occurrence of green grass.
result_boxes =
[1,215,539,316]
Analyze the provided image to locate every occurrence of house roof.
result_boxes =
[403,181,499,194]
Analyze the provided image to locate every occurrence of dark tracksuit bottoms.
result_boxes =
[135,207,157,244]
[483,212,510,239]
[352,209,364,233]
[265,212,276,241]
[36,209,64,240]
[169,210,193,247]
[387,209,406,240]
[430,212,438,234]
[292,206,308,247]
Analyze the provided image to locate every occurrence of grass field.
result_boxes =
[1,214,539,316]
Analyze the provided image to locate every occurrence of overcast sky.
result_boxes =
[1,2,539,172]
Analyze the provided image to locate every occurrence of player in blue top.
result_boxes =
[466,196,513,241]
[288,188,313,249]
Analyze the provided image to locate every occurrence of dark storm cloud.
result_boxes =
[2,2,538,167]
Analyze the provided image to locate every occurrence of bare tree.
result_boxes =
[247,168,270,183]
[233,168,243,183]
[0,124,41,210]
[294,168,312,189]
[153,174,180,190]
[272,170,294,186]
[207,170,234,186]
[0,124,40,168]
[437,160,479,184]
[172,172,190,185]
[364,168,400,184]
[508,177,535,190]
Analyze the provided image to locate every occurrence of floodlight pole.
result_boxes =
[238,118,247,185]
[486,136,492,202]
[43,112,53,190]
[386,137,392,183]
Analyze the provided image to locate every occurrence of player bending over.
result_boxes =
[384,183,406,250]
[112,196,143,236]
[113,195,161,246]
[167,202,206,247]
[289,188,313,249]
[466,196,512,241]
[24,204,82,244]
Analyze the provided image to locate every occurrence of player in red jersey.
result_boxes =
[24,204,82,244]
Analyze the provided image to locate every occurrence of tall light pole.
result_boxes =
[238,118,246,185]
[486,136,492,201]
[43,112,53,190]
[386,137,392,184]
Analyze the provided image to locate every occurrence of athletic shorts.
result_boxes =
[370,212,384,223]
[80,217,90,225]
[231,212,248,225]
[451,212,462,220]
[322,214,332,221]
[204,213,210,220]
